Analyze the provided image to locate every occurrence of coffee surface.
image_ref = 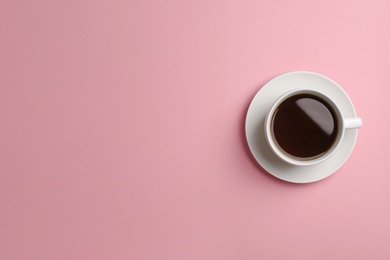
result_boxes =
[272,94,338,158]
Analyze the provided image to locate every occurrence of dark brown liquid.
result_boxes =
[272,94,338,158]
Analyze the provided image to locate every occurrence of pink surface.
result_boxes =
[1,0,390,259]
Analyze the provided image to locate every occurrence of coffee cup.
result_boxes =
[264,89,362,166]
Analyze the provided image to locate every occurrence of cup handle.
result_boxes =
[344,117,362,129]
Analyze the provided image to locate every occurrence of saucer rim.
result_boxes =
[245,71,359,184]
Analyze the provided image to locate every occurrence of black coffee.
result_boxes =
[272,94,338,158]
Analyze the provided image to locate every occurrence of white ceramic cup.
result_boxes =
[264,89,362,166]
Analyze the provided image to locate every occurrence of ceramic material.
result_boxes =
[264,88,362,166]
[245,71,360,183]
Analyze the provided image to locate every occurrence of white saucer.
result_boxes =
[245,71,359,183]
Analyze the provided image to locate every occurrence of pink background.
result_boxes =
[1,0,390,259]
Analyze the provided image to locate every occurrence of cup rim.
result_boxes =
[264,88,345,166]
